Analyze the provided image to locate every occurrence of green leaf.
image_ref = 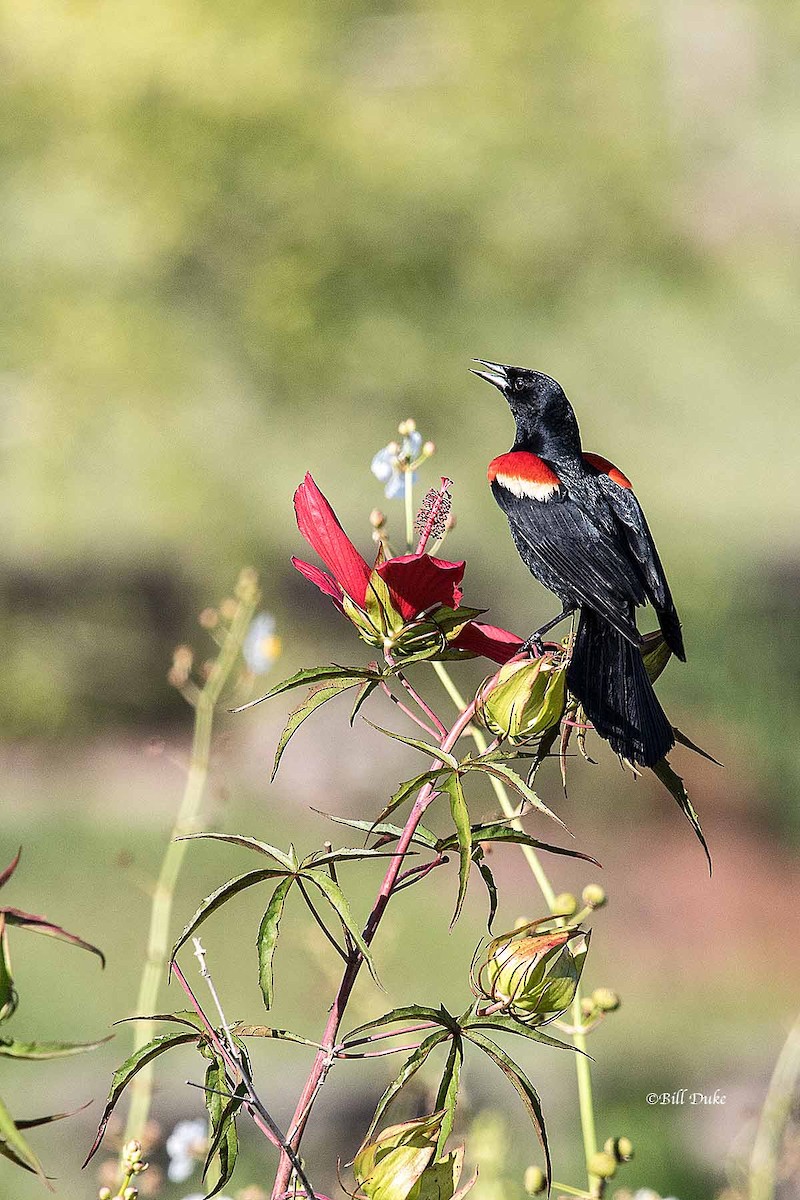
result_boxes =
[231,664,382,712]
[305,847,414,869]
[351,677,382,724]
[364,721,458,769]
[171,868,288,966]
[0,921,17,1024]
[461,761,566,830]
[311,810,439,850]
[0,1091,46,1182]
[652,758,712,873]
[0,1035,110,1059]
[203,1080,247,1194]
[672,726,723,766]
[474,851,498,931]
[441,774,471,926]
[462,1030,550,1190]
[230,1023,322,1048]
[434,1038,462,1155]
[175,833,295,870]
[363,1031,449,1143]
[344,1004,448,1044]
[114,1010,208,1032]
[203,1058,239,1197]
[447,823,598,866]
[256,876,295,1011]
[2,909,105,967]
[461,1011,579,1055]
[84,1031,199,1165]
[302,869,380,985]
[272,677,368,778]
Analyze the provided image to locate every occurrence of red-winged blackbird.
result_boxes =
[472,360,685,769]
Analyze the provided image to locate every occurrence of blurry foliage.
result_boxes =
[1,0,799,810]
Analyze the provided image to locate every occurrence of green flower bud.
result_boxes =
[524,1165,547,1194]
[354,1112,475,1200]
[588,1150,617,1179]
[476,918,589,1025]
[604,1135,634,1162]
[581,884,607,909]
[580,996,596,1019]
[480,656,568,742]
[98,1190,112,1200]
[551,892,578,918]
[592,987,621,1013]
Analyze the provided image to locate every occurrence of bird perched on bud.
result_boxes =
[472,361,685,769]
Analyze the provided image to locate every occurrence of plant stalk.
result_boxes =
[749,1009,800,1200]
[123,579,259,1143]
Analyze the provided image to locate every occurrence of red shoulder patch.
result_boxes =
[487,451,560,486]
[583,452,632,490]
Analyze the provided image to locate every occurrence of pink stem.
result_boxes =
[385,653,448,741]
[340,1021,436,1050]
[379,680,440,740]
[270,686,488,1199]
[336,1042,423,1059]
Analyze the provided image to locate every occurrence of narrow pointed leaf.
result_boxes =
[442,774,471,926]
[311,810,439,850]
[171,868,287,966]
[462,1030,550,1190]
[0,1035,110,1059]
[442,824,598,866]
[344,1005,446,1044]
[203,1058,239,1197]
[475,852,498,931]
[673,726,723,766]
[175,834,295,870]
[434,1038,463,1155]
[462,1012,580,1054]
[0,1092,47,1183]
[84,1031,199,1164]
[231,664,381,712]
[375,769,452,826]
[0,850,22,891]
[272,678,367,778]
[203,1080,247,1191]
[302,869,380,984]
[461,762,566,830]
[0,922,17,1024]
[256,876,295,1011]
[114,1010,208,1032]
[305,847,413,869]
[363,721,459,769]
[15,1103,91,1130]
[230,1024,322,1048]
[652,758,712,873]
[350,678,381,725]
[3,910,105,967]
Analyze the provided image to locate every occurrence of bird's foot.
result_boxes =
[520,633,546,658]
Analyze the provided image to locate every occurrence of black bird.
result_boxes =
[473,360,685,769]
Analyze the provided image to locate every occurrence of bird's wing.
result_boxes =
[491,478,646,646]
[590,471,673,612]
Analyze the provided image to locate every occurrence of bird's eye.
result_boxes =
[513,377,527,393]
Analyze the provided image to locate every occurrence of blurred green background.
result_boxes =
[2,0,799,1197]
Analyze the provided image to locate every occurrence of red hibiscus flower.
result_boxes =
[291,474,522,664]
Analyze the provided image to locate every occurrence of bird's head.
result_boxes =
[471,360,582,457]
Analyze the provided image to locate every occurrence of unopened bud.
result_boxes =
[588,1150,617,1179]
[605,1135,634,1162]
[219,597,237,620]
[551,892,578,918]
[122,1140,142,1164]
[198,606,218,629]
[370,508,386,529]
[98,1190,113,1200]
[592,987,621,1012]
[235,566,260,604]
[122,1190,138,1200]
[582,883,607,909]
[524,1165,547,1194]
[422,441,435,456]
[398,418,416,435]
[580,996,596,1019]
[132,1160,148,1173]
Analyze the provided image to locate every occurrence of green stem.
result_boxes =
[749,1010,800,1200]
[123,576,259,1143]
[432,661,598,1185]
[404,467,414,550]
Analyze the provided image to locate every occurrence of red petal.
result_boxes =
[452,621,524,663]
[291,558,345,611]
[376,555,466,621]
[293,475,372,605]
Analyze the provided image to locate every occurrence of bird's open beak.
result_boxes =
[470,359,509,392]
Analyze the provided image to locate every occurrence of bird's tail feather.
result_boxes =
[566,607,674,768]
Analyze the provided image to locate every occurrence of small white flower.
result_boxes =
[166,1118,207,1183]
[243,613,280,675]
